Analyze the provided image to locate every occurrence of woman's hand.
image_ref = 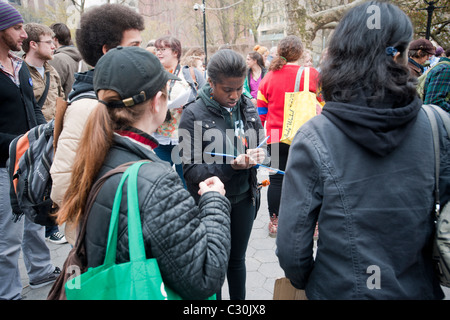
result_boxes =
[198,176,226,196]
[246,148,266,164]
[231,148,266,170]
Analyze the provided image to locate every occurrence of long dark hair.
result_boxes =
[248,51,265,70]
[320,1,416,105]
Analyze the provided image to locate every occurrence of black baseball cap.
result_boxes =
[93,46,180,108]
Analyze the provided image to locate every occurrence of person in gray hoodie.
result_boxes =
[49,22,88,99]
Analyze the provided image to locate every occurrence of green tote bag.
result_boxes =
[65,161,184,300]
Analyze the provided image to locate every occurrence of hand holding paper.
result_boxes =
[168,88,191,109]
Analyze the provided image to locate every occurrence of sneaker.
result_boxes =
[46,231,67,244]
[268,214,278,238]
[29,267,61,289]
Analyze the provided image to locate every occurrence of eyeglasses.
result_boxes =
[156,47,170,53]
[36,40,54,45]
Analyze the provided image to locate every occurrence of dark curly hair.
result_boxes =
[75,4,144,67]
[269,35,303,71]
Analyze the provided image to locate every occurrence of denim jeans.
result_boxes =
[0,168,54,299]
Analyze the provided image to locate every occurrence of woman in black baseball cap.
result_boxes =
[56,46,232,300]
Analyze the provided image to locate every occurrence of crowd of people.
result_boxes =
[0,0,449,301]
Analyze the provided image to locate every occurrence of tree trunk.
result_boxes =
[284,0,365,47]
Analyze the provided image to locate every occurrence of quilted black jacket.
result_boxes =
[84,133,231,300]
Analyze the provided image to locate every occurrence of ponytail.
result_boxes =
[56,86,167,226]
[56,94,115,226]
[269,56,287,71]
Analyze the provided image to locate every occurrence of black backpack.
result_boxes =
[7,97,68,225]
[7,120,55,225]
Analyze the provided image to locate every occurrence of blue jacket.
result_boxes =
[276,95,449,299]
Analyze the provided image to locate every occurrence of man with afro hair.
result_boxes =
[50,4,145,244]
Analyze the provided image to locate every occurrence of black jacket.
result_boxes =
[277,95,448,299]
[84,132,231,300]
[0,63,46,167]
[178,87,267,204]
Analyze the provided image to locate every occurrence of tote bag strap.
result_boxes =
[74,161,137,249]
[293,67,304,92]
[127,161,147,261]
[302,67,310,93]
[103,161,150,265]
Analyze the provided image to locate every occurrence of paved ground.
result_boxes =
[19,170,450,300]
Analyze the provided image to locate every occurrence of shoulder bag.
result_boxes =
[47,162,134,299]
[281,67,321,145]
[64,161,215,300]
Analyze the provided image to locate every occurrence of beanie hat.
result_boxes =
[435,46,444,57]
[0,2,24,31]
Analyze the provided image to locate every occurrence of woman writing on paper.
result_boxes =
[179,49,268,300]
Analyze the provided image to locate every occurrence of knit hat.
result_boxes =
[0,2,24,31]
[435,46,444,57]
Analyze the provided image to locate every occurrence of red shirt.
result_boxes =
[257,64,322,144]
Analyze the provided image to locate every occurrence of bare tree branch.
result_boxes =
[284,0,365,46]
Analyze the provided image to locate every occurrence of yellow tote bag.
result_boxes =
[281,67,320,145]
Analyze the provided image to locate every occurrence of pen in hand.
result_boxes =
[256,135,270,149]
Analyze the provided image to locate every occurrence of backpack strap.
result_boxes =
[189,67,197,88]
[53,97,68,152]
[8,136,22,222]
[428,104,450,136]
[423,104,450,218]
[37,71,50,108]
[182,65,199,92]
[423,105,440,217]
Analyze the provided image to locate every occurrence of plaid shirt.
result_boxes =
[423,57,450,112]
[0,52,23,87]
